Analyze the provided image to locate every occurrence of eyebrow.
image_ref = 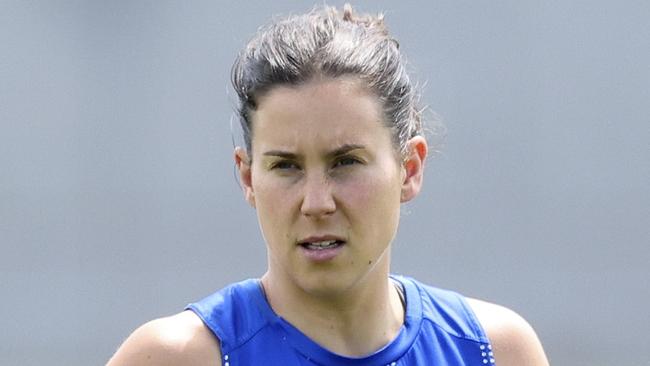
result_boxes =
[262,144,365,159]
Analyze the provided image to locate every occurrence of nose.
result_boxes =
[300,173,336,218]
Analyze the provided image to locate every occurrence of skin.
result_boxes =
[106,77,549,366]
[236,76,418,356]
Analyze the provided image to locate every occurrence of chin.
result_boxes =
[293,270,364,298]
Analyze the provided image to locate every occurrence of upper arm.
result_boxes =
[106,311,222,366]
[467,298,550,366]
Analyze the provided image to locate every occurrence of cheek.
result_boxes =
[338,169,402,219]
[252,169,296,205]
[251,176,295,232]
[253,179,294,216]
[255,203,292,254]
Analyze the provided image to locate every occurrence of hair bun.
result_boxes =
[343,3,353,21]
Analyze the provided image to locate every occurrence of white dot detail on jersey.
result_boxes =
[480,343,494,364]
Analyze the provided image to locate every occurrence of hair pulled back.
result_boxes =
[232,4,423,157]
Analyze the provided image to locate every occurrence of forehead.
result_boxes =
[250,77,392,152]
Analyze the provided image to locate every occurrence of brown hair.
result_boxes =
[232,4,424,157]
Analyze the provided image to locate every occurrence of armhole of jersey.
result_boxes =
[456,295,491,344]
[185,304,226,352]
[458,296,499,365]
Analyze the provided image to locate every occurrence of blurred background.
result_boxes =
[1,1,648,365]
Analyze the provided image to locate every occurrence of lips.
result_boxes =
[298,236,346,262]
[298,236,346,250]
[301,240,344,250]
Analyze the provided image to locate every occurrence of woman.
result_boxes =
[108,5,549,365]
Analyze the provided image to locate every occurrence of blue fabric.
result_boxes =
[186,275,495,365]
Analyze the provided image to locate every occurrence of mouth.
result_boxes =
[297,237,346,262]
[299,239,345,250]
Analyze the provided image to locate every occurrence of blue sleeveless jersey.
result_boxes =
[186,275,495,365]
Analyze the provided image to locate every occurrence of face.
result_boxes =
[236,77,426,296]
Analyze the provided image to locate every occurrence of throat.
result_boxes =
[260,275,406,357]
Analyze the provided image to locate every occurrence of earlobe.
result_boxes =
[234,147,255,208]
[400,136,428,203]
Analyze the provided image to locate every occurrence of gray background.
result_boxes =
[1,1,648,365]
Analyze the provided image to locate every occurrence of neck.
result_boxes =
[261,268,405,357]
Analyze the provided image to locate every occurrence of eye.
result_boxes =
[271,160,300,170]
[333,156,361,168]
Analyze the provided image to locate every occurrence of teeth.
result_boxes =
[306,240,338,249]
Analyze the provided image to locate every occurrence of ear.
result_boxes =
[234,146,255,208]
[400,136,428,203]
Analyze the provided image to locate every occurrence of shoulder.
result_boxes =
[107,311,222,366]
[466,298,550,366]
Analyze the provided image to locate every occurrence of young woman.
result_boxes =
[108,5,549,365]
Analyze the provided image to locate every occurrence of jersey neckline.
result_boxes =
[248,275,423,366]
